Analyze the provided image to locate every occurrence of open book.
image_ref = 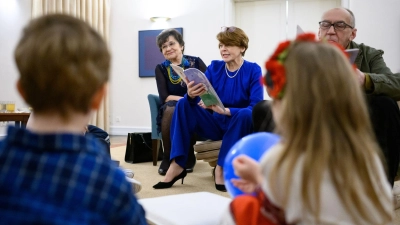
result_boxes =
[346,49,359,64]
[297,25,359,63]
[170,64,225,111]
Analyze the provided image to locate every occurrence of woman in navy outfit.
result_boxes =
[153,26,263,191]
[155,28,207,175]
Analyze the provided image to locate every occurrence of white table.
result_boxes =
[138,192,231,225]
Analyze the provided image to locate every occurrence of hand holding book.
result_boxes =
[187,80,206,99]
[171,64,226,112]
[198,100,229,115]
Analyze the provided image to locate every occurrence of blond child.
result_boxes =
[224,34,393,224]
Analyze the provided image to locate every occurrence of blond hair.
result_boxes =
[269,41,392,223]
[14,14,110,120]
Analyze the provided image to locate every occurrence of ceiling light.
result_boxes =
[150,17,170,22]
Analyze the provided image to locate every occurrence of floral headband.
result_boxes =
[263,33,350,99]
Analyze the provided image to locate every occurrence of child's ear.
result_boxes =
[16,79,27,101]
[91,83,108,110]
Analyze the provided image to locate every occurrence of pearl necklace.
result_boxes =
[225,60,243,78]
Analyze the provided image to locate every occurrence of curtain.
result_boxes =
[31,0,110,132]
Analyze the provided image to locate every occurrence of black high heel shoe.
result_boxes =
[153,169,187,189]
[213,167,227,192]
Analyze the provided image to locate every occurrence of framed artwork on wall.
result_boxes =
[138,28,183,77]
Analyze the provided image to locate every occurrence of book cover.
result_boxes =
[170,64,225,111]
[346,48,359,64]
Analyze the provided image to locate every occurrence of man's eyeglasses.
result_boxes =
[319,21,353,31]
[221,26,236,32]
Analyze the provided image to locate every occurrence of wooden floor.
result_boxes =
[110,135,127,148]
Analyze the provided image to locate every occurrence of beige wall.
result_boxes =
[108,0,234,135]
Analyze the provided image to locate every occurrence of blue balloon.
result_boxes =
[223,132,280,198]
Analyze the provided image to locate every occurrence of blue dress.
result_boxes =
[170,60,263,167]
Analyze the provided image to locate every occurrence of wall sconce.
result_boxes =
[150,17,170,22]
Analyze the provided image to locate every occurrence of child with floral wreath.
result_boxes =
[221,33,393,225]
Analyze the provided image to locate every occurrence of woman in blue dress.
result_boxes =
[153,27,263,191]
[155,28,207,175]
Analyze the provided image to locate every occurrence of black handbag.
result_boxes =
[124,132,163,163]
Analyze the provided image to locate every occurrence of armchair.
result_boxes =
[147,94,163,166]
[147,93,221,168]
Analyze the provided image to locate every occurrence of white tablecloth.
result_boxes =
[138,192,231,225]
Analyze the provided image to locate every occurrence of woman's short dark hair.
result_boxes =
[156,28,185,52]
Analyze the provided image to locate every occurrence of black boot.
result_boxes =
[185,136,197,173]
[185,148,196,173]
[159,105,173,176]
[158,149,170,176]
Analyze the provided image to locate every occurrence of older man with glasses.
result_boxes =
[319,8,400,187]
[253,7,400,188]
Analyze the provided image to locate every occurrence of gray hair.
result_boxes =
[345,8,356,27]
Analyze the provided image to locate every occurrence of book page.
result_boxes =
[184,69,209,87]
[171,65,225,111]
[297,25,304,35]
[170,64,187,83]
[184,68,225,110]
[345,49,359,64]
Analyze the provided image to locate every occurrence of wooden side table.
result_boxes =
[0,113,31,127]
